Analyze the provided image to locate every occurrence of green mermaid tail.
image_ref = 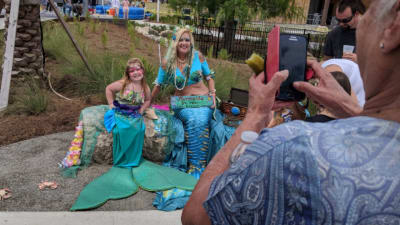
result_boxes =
[70,159,197,211]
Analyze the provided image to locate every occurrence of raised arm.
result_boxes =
[105,80,123,109]
[198,52,216,107]
[181,71,289,225]
[151,59,167,103]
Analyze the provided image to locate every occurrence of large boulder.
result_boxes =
[92,109,170,164]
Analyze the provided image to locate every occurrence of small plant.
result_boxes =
[101,29,108,49]
[75,21,85,36]
[207,45,214,59]
[90,19,98,33]
[218,49,231,60]
[15,79,49,115]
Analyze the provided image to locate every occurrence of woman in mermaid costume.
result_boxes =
[61,58,198,211]
[151,28,224,210]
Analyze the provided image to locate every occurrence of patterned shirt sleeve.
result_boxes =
[203,128,322,225]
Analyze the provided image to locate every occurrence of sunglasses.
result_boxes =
[179,38,191,42]
[336,15,353,24]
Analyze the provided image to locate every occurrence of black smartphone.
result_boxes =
[265,26,307,102]
[277,34,307,101]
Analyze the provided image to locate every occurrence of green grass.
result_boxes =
[213,63,248,101]
[41,20,250,106]
[9,79,49,115]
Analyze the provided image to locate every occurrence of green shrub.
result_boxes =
[207,45,214,59]
[101,29,108,49]
[218,49,231,60]
[14,79,49,115]
[213,63,248,101]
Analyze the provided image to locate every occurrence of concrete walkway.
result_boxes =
[0,210,182,225]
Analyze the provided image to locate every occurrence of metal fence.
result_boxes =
[188,18,327,62]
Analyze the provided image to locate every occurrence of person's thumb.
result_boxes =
[268,70,289,91]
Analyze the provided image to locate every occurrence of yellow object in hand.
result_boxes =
[245,53,264,75]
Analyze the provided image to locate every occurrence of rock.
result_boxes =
[142,136,167,162]
[25,29,38,36]
[17,33,32,41]
[14,58,28,67]
[14,51,23,58]
[148,27,159,36]
[18,9,26,18]
[30,5,40,15]
[31,48,43,56]
[20,68,35,74]
[24,53,37,63]
[16,25,25,32]
[15,38,24,47]
[25,42,37,49]
[32,36,41,43]
[25,5,33,13]
[11,71,21,76]
[37,68,44,76]
[160,30,173,38]
[91,118,168,164]
[31,22,40,28]
[28,62,41,69]
[18,19,32,27]
[92,132,113,165]
[15,47,30,54]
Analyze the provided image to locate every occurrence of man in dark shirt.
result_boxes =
[323,0,365,62]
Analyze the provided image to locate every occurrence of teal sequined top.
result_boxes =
[154,51,212,88]
[115,89,144,106]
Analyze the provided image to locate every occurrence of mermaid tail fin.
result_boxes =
[70,167,139,211]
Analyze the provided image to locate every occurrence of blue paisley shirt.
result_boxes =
[204,116,400,225]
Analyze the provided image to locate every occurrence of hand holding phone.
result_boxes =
[265,26,308,101]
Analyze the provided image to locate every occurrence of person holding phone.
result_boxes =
[182,0,400,224]
[323,0,365,63]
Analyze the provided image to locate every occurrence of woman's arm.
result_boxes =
[197,52,216,107]
[182,71,289,225]
[140,85,151,114]
[105,80,122,108]
[151,60,167,103]
[151,85,161,103]
[207,78,216,108]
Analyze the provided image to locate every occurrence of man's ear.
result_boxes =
[381,0,400,53]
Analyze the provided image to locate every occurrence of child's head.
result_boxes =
[121,58,148,94]
[125,58,145,83]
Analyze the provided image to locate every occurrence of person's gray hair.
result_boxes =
[377,0,397,21]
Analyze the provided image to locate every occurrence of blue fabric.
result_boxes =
[201,60,211,76]
[153,109,235,211]
[104,109,116,133]
[204,117,400,225]
[112,114,145,167]
[154,51,211,87]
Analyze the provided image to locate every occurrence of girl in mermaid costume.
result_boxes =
[61,58,199,211]
[151,28,235,211]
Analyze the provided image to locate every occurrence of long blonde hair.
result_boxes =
[165,28,196,77]
[120,58,148,95]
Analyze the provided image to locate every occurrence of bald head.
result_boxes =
[376,0,398,21]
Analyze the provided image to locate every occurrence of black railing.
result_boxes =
[190,20,327,62]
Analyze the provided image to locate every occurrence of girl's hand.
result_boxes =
[109,104,114,109]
